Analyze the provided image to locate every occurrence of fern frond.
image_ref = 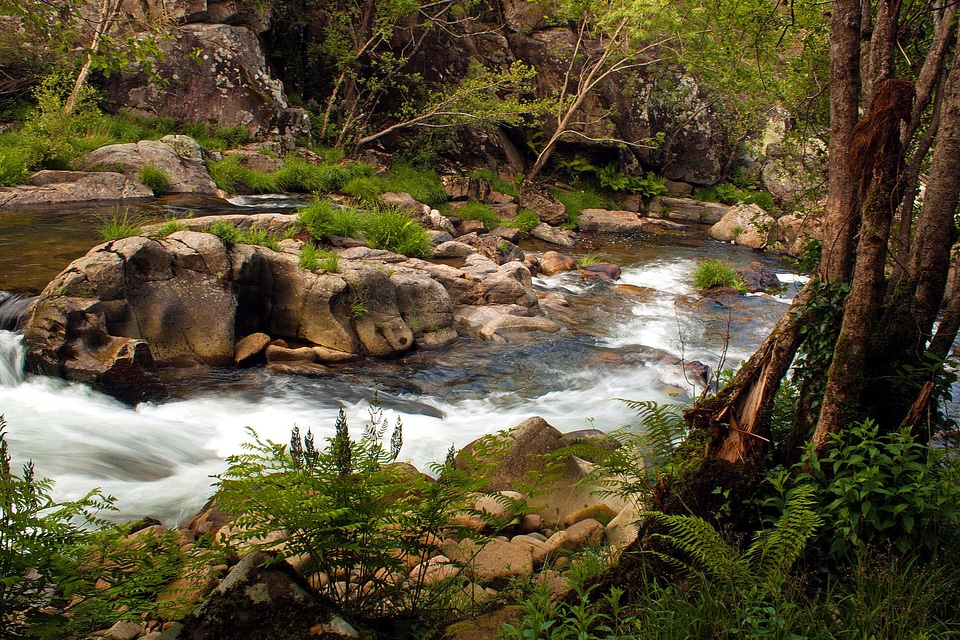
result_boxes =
[649,512,751,587]
[746,484,821,591]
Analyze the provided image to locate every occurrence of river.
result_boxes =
[0,195,802,524]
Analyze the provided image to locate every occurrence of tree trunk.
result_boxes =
[819,0,863,284]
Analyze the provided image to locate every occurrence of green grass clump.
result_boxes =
[365,208,433,258]
[697,182,776,213]
[0,144,31,186]
[456,200,500,231]
[577,253,603,267]
[208,155,246,194]
[343,176,385,205]
[512,209,540,233]
[470,168,518,197]
[152,221,188,238]
[98,211,143,241]
[242,168,280,193]
[381,162,448,207]
[692,259,746,292]
[297,199,366,241]
[299,243,339,272]
[138,164,171,195]
[554,188,611,226]
[207,220,282,249]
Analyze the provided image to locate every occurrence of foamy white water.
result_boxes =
[0,247,797,525]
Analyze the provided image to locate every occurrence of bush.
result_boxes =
[796,420,960,560]
[0,144,31,186]
[553,188,610,226]
[299,243,339,272]
[692,259,746,292]
[208,155,246,194]
[138,164,171,195]
[512,209,540,233]
[365,208,433,258]
[216,402,482,618]
[343,176,385,205]
[0,419,195,637]
[456,200,500,231]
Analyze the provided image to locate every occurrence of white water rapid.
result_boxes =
[0,250,798,525]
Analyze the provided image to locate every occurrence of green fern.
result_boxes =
[649,485,821,595]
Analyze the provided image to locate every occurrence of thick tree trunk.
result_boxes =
[812,92,911,450]
[819,0,863,284]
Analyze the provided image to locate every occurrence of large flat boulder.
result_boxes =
[577,209,644,234]
[86,136,219,195]
[0,171,152,209]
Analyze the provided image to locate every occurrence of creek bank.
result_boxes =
[84,416,641,640]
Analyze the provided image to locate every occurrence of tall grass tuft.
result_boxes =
[692,259,746,292]
[98,210,144,241]
[297,199,366,241]
[554,188,611,226]
[382,162,448,207]
[455,200,500,231]
[470,168,517,197]
[365,208,433,258]
[299,243,340,272]
[138,165,171,195]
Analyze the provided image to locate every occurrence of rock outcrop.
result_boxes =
[0,171,153,209]
[106,24,309,146]
[85,136,220,195]
[22,221,551,402]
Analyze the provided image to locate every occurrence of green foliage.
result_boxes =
[0,145,31,186]
[456,200,500,231]
[692,259,746,292]
[501,551,634,640]
[151,221,187,238]
[207,221,282,249]
[553,189,610,226]
[697,182,776,213]
[343,176,385,205]
[138,164,171,195]
[212,124,249,149]
[796,420,960,560]
[1,418,198,638]
[297,199,366,241]
[98,210,143,241]
[512,209,540,233]
[381,162,448,208]
[208,155,246,194]
[576,254,603,267]
[209,155,374,195]
[365,208,433,258]
[299,243,339,272]
[470,169,517,197]
[216,401,481,618]
[597,166,669,197]
[791,280,849,418]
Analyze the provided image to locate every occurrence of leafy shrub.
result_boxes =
[365,208,433,258]
[796,420,960,560]
[0,419,195,637]
[456,200,500,231]
[208,219,241,244]
[470,168,517,197]
[0,145,31,186]
[216,402,480,618]
[297,199,366,241]
[138,164,171,195]
[692,259,746,292]
[98,210,143,241]
[553,188,610,226]
[213,124,250,149]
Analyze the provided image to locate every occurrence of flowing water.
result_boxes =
[0,195,802,524]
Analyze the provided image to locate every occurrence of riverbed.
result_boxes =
[0,194,800,523]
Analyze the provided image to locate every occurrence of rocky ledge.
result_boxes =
[21,221,561,403]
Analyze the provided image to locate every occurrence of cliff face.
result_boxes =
[98,0,740,183]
